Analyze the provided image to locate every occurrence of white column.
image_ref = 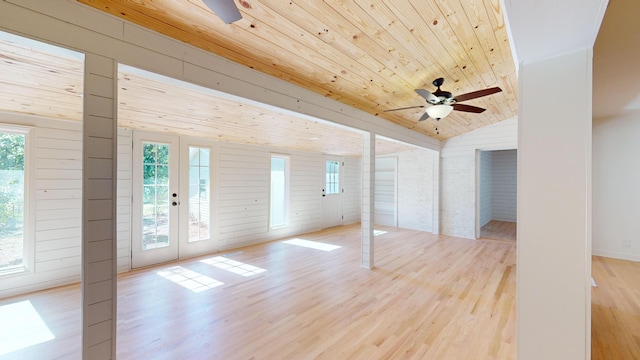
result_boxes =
[82,54,118,360]
[517,48,592,360]
[361,132,375,268]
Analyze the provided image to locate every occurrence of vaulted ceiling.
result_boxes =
[77,0,519,140]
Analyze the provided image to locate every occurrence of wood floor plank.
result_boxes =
[0,225,637,359]
[591,256,640,360]
[480,220,517,243]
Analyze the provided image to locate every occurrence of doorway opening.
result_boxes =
[477,149,517,242]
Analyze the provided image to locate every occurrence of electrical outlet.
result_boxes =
[623,240,631,247]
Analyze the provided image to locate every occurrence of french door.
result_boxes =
[321,156,344,228]
[131,131,216,268]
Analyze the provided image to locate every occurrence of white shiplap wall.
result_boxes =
[342,156,361,225]
[491,149,517,222]
[374,157,397,227]
[213,141,360,249]
[479,151,493,227]
[396,149,435,232]
[440,117,517,239]
[0,114,83,298]
[217,142,270,246]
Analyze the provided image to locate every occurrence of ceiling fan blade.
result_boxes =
[415,89,440,104]
[202,0,242,24]
[418,112,430,121]
[453,103,486,113]
[384,105,425,112]
[454,87,502,103]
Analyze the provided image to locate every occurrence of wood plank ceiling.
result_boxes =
[77,0,518,141]
[0,35,416,156]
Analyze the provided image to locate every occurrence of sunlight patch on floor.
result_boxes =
[201,256,266,277]
[157,266,223,293]
[282,238,341,251]
[0,300,55,356]
[374,230,388,236]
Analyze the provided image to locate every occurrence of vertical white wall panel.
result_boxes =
[592,112,640,261]
[491,149,517,222]
[116,128,132,272]
[516,49,592,360]
[479,151,493,227]
[82,53,117,360]
[440,117,517,239]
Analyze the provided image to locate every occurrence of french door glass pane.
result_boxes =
[188,147,210,242]
[0,132,25,271]
[142,142,171,250]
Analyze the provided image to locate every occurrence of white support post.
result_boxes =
[82,53,118,360]
[361,132,375,269]
[516,48,592,360]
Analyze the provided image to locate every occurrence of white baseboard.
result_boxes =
[592,249,640,262]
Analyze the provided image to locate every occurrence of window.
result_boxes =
[0,126,29,274]
[325,160,340,195]
[188,146,210,242]
[270,154,289,228]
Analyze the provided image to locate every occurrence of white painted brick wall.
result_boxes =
[396,149,435,232]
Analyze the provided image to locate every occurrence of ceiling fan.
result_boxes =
[385,78,502,121]
[203,0,242,24]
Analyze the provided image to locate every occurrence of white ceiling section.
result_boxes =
[502,0,608,64]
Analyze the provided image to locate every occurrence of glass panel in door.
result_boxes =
[188,146,210,242]
[142,142,170,249]
[132,132,179,269]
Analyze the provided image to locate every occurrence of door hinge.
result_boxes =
[342,215,344,220]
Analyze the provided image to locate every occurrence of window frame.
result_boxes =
[0,123,33,276]
[269,153,290,229]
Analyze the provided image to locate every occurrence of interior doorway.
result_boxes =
[477,149,517,242]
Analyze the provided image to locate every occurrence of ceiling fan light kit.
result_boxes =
[425,104,453,120]
[385,77,502,123]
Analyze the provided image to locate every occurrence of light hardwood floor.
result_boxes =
[0,225,637,359]
[480,220,516,243]
[591,256,640,359]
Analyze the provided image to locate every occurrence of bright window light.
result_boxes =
[282,238,341,251]
[201,256,266,277]
[157,266,223,293]
[374,230,388,236]
[0,300,55,356]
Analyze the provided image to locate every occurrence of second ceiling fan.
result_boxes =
[386,78,502,121]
